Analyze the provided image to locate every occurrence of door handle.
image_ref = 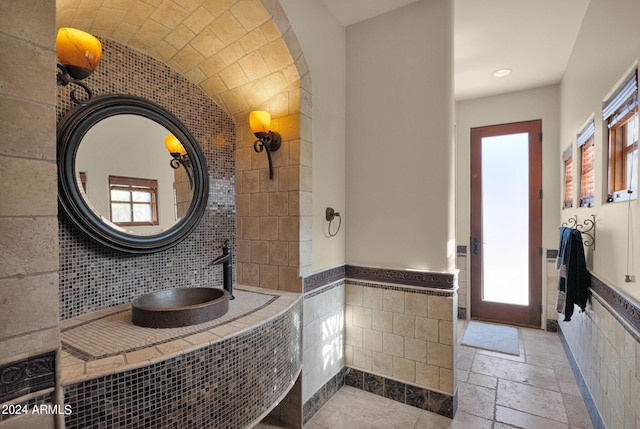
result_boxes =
[473,237,479,255]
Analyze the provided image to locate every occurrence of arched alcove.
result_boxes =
[56,0,313,291]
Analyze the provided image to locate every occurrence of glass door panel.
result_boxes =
[481,133,529,305]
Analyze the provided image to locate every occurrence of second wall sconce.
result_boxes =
[56,27,102,105]
[250,111,281,180]
[165,134,194,189]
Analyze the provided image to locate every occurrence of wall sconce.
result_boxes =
[164,134,194,189]
[250,111,281,180]
[56,27,102,105]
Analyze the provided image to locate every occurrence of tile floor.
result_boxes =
[258,320,595,429]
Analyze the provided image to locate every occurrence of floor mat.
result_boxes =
[461,321,520,355]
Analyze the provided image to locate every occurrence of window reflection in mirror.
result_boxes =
[108,176,159,226]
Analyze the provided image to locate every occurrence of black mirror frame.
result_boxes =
[57,94,209,254]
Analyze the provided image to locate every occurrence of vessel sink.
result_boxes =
[132,287,229,328]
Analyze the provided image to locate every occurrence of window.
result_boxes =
[604,70,639,201]
[109,176,158,226]
[577,120,595,207]
[562,146,573,208]
[78,171,87,193]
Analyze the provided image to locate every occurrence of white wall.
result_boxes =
[456,84,561,252]
[560,0,640,298]
[75,114,178,234]
[279,0,346,272]
[344,0,455,273]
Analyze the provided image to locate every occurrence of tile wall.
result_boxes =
[56,38,236,320]
[344,281,456,394]
[546,251,560,332]
[560,274,640,429]
[342,269,458,418]
[230,0,313,293]
[0,1,58,426]
[302,281,345,405]
[456,246,468,318]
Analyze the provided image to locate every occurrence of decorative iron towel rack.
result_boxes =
[562,214,596,251]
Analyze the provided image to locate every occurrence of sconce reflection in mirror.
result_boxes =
[56,27,102,105]
[165,134,194,189]
[250,111,281,180]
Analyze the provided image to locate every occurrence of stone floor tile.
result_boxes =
[467,371,497,389]
[259,320,597,429]
[472,353,560,391]
[562,393,595,429]
[557,372,582,396]
[441,410,493,429]
[496,405,570,429]
[476,347,526,363]
[457,381,496,420]
[497,379,568,423]
[457,347,475,371]
[525,354,557,368]
[522,336,567,361]
[493,423,521,429]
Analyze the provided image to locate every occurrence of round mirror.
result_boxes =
[57,95,209,253]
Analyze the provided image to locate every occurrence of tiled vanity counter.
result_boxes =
[59,286,302,429]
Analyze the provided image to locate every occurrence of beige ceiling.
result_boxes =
[56,0,302,119]
[322,0,591,100]
[57,0,592,107]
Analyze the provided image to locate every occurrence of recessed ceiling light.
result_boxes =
[492,68,512,78]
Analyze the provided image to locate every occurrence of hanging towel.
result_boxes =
[556,227,589,321]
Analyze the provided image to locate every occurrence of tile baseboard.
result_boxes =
[343,367,456,419]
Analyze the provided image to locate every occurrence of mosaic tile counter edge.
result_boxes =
[62,287,302,429]
[60,286,301,387]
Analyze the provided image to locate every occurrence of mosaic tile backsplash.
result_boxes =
[64,299,302,429]
[57,39,236,320]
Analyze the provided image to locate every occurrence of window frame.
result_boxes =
[108,175,159,227]
[609,110,636,192]
[603,68,638,202]
[562,145,573,209]
[577,120,595,208]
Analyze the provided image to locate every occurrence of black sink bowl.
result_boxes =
[132,287,229,328]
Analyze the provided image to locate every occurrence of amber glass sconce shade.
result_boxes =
[249,111,281,180]
[56,27,102,104]
[165,134,193,189]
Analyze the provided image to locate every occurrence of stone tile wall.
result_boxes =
[560,274,640,429]
[235,104,312,292]
[302,281,345,403]
[0,1,59,426]
[344,281,456,396]
[546,251,560,332]
[456,245,467,318]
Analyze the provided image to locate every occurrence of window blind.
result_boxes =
[580,139,595,207]
[577,120,595,147]
[564,157,573,208]
[603,72,638,122]
[563,145,573,208]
